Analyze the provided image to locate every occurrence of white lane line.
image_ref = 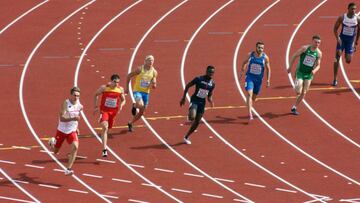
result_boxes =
[0,0,49,35]
[40,150,53,154]
[339,198,360,202]
[127,0,250,202]
[202,193,224,199]
[111,178,132,183]
[53,169,64,173]
[141,183,161,188]
[233,199,251,202]
[18,1,110,202]
[12,146,31,150]
[38,184,59,189]
[275,188,297,193]
[0,196,36,203]
[82,173,103,179]
[24,164,44,169]
[13,180,30,184]
[340,58,360,100]
[171,188,192,194]
[128,199,149,203]
[0,169,39,203]
[183,172,204,178]
[68,189,89,194]
[244,182,266,188]
[154,168,174,173]
[73,1,181,202]
[101,194,118,199]
[285,0,360,184]
[214,177,235,183]
[0,143,3,146]
[286,2,360,149]
[96,159,116,164]
[0,160,16,165]
[128,164,145,168]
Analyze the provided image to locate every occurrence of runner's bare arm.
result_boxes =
[356,16,360,46]
[151,69,158,89]
[125,67,142,94]
[288,46,307,73]
[265,55,271,87]
[240,53,251,79]
[119,88,126,111]
[93,85,105,114]
[180,78,196,106]
[312,50,322,75]
[334,16,343,44]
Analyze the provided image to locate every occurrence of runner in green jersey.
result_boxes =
[287,35,323,115]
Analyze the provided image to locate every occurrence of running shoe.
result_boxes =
[291,107,299,115]
[183,137,191,145]
[102,149,108,157]
[332,79,338,86]
[128,122,133,132]
[48,137,56,148]
[64,168,74,176]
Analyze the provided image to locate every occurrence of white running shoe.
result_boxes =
[64,168,74,175]
[48,137,56,148]
[184,137,191,145]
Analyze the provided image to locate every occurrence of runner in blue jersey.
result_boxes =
[240,41,271,121]
[332,2,360,86]
[180,66,215,144]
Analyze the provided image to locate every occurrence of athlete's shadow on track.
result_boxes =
[0,172,62,187]
[31,157,99,165]
[130,142,186,150]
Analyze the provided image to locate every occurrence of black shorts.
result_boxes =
[189,101,205,115]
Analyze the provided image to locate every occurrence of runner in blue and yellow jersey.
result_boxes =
[288,35,323,115]
[332,2,360,86]
[94,74,126,157]
[125,55,158,132]
[240,41,271,121]
[180,66,215,145]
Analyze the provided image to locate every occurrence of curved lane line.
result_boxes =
[18,1,111,202]
[285,1,360,149]
[0,168,40,203]
[0,0,49,35]
[127,1,254,202]
[181,0,325,202]
[232,0,359,186]
[74,1,183,202]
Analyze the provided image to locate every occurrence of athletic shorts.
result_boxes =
[296,70,313,80]
[245,76,262,95]
[54,130,78,149]
[133,91,149,106]
[189,101,205,115]
[337,37,355,54]
[100,111,117,129]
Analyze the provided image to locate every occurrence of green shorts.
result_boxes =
[296,70,313,80]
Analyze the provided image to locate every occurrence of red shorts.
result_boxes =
[100,111,117,129]
[55,130,78,149]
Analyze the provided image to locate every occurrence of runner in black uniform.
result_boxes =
[180,66,215,144]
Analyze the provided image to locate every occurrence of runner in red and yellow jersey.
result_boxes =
[94,74,125,157]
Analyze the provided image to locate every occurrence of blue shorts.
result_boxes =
[189,100,205,115]
[336,37,355,54]
[133,91,149,106]
[245,76,262,95]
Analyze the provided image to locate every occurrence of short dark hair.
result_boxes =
[206,65,215,72]
[70,86,80,95]
[312,34,321,40]
[348,2,356,9]
[256,41,264,47]
[110,74,120,81]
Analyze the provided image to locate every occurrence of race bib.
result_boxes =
[104,97,117,108]
[303,55,316,67]
[342,26,355,36]
[196,88,209,99]
[249,63,262,75]
[140,79,151,88]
